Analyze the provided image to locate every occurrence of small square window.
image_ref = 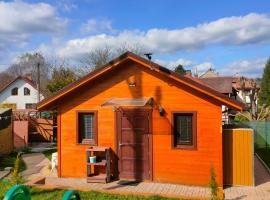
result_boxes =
[77,111,97,145]
[11,87,18,96]
[172,112,197,149]
[24,87,30,95]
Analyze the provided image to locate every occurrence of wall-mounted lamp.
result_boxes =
[129,81,136,87]
[158,105,165,116]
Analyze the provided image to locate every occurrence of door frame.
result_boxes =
[115,107,153,181]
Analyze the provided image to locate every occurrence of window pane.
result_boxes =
[82,113,94,139]
[11,87,18,95]
[24,87,30,95]
[174,114,193,146]
[79,113,95,143]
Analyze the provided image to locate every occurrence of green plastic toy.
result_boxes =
[4,185,80,200]
[62,190,81,200]
[3,184,31,200]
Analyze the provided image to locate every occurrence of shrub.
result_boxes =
[209,165,218,200]
[14,147,32,154]
[10,153,24,185]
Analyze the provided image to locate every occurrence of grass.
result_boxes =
[0,152,26,172]
[256,148,270,169]
[42,148,57,161]
[0,180,182,200]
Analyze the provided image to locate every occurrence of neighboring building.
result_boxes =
[199,68,219,78]
[200,73,260,123]
[38,52,244,186]
[0,76,44,109]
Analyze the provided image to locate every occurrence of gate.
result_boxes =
[223,128,254,186]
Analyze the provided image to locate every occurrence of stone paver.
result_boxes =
[0,170,10,179]
[224,155,270,200]
[42,177,210,199]
[21,153,50,180]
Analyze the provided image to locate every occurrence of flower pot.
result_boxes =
[89,156,96,163]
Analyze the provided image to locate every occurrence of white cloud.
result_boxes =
[57,13,270,59]
[57,0,77,12]
[0,0,68,49]
[220,58,266,78]
[80,19,114,34]
[193,62,213,74]
[154,58,193,69]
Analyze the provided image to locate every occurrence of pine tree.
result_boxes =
[174,64,186,75]
[259,58,270,106]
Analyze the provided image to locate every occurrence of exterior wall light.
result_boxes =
[158,105,165,116]
[129,82,136,87]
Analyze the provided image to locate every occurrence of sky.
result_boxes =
[0,0,270,77]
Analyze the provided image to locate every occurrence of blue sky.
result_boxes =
[0,0,270,77]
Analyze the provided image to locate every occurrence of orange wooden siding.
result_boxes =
[57,61,223,186]
[223,129,254,186]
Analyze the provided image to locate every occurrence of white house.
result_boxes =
[0,76,44,109]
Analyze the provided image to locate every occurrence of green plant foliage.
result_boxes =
[0,152,26,172]
[14,147,32,154]
[0,181,185,200]
[234,113,249,122]
[10,153,24,185]
[259,58,270,106]
[209,165,218,200]
[174,64,186,75]
[46,67,77,94]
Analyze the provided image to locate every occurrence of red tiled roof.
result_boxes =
[200,77,233,94]
[0,76,37,94]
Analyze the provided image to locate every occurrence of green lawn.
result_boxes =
[0,180,182,200]
[0,152,26,172]
[42,148,57,161]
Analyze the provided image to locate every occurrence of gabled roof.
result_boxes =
[200,77,234,94]
[0,76,37,94]
[37,52,245,111]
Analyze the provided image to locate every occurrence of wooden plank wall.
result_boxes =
[58,61,223,186]
[223,129,254,186]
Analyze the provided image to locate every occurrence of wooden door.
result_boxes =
[223,129,254,186]
[116,109,151,181]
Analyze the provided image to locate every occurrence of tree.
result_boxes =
[174,64,186,75]
[6,52,50,96]
[0,71,15,90]
[79,43,145,75]
[46,66,77,94]
[259,58,270,106]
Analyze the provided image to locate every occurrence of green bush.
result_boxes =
[209,165,218,200]
[14,147,32,154]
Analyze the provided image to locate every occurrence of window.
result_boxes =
[172,112,196,149]
[25,103,37,109]
[77,111,97,145]
[24,87,30,95]
[11,87,18,95]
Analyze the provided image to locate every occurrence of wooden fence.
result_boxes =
[0,109,13,154]
[223,128,254,186]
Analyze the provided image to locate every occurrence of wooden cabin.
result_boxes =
[37,52,244,186]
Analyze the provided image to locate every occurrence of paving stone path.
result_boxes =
[43,177,211,199]
[224,156,270,200]
[21,153,50,180]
